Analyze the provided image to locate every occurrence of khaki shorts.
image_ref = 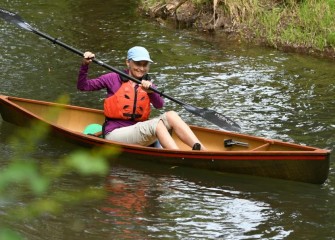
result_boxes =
[105,113,171,146]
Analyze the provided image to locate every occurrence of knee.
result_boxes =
[165,111,183,126]
[166,111,180,120]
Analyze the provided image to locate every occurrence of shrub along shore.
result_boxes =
[139,0,335,59]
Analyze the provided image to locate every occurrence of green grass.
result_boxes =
[240,0,335,51]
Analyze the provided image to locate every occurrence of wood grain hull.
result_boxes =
[0,95,330,184]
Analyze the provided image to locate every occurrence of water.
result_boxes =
[1,0,335,239]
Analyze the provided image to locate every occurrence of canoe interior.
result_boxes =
[1,96,323,153]
[11,99,105,132]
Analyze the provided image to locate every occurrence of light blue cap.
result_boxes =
[127,46,153,62]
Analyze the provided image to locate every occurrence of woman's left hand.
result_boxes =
[140,80,153,93]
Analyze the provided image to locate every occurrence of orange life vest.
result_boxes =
[104,81,151,121]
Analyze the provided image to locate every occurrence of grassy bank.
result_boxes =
[140,0,335,58]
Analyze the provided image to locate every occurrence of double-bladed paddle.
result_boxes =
[0,8,241,132]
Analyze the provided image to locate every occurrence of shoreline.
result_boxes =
[139,0,335,60]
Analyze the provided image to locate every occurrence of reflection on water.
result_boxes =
[152,180,273,239]
[92,162,334,239]
[97,166,293,240]
[0,0,335,239]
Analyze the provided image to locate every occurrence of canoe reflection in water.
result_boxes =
[103,175,147,217]
[100,171,154,238]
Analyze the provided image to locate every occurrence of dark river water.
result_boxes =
[1,0,335,239]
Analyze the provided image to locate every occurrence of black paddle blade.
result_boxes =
[184,104,241,132]
[0,8,33,31]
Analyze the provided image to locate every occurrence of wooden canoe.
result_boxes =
[0,95,330,184]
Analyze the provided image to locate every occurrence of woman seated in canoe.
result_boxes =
[77,46,206,150]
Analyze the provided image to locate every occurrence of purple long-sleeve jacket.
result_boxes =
[77,64,164,135]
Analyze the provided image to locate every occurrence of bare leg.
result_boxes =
[165,111,206,150]
[156,120,179,149]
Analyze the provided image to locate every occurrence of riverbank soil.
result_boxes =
[140,0,335,59]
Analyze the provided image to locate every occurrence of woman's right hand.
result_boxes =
[82,51,95,65]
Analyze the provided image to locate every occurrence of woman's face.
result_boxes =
[127,60,150,79]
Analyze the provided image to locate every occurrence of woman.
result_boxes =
[77,46,205,150]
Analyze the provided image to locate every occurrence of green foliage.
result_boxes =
[0,95,118,239]
[0,228,22,240]
[0,160,50,196]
